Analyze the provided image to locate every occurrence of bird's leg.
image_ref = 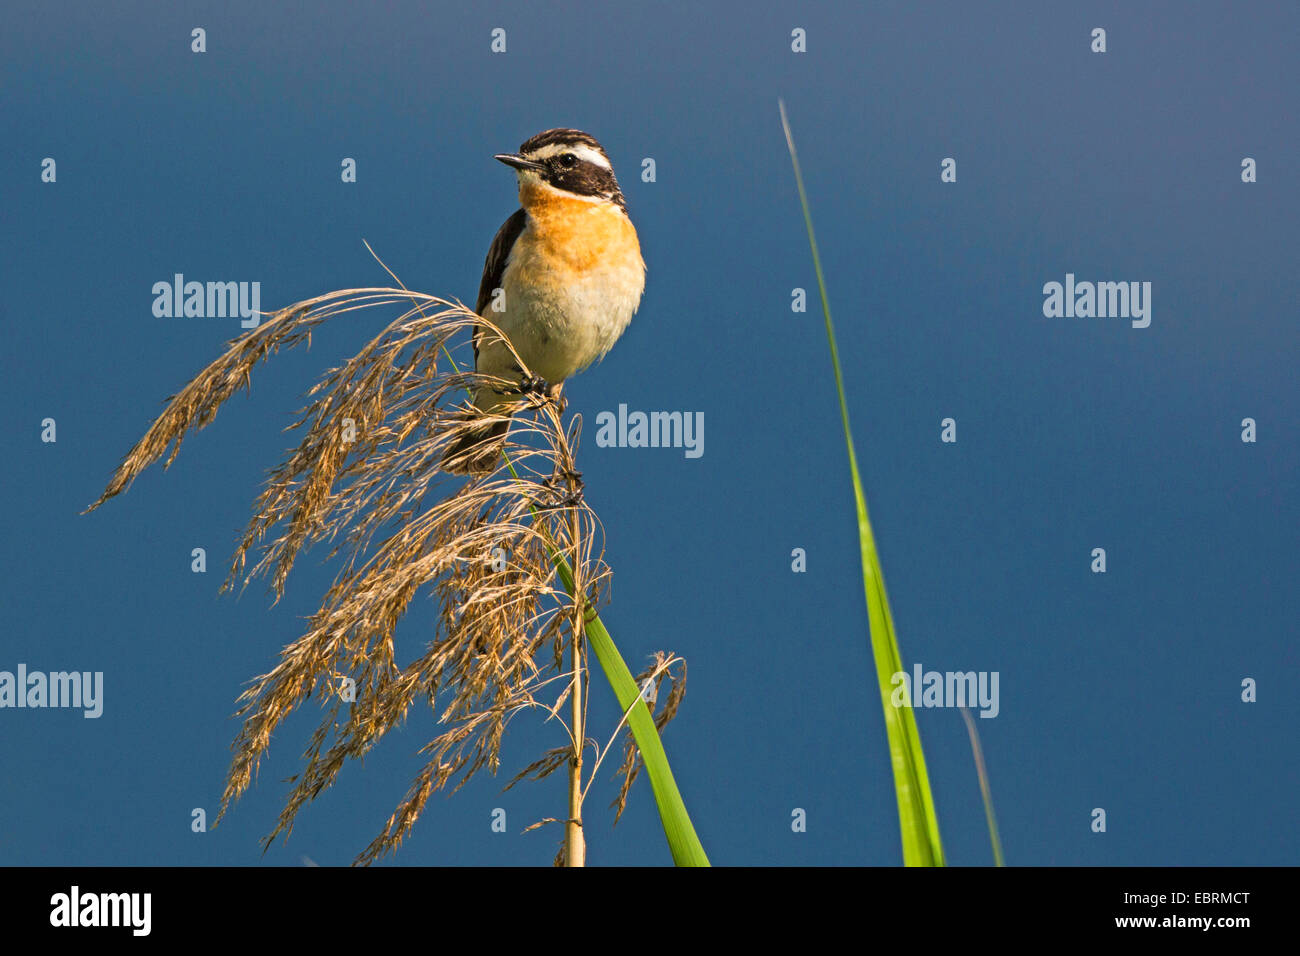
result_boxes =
[533,488,584,510]
[506,365,565,411]
[556,485,586,508]
[504,368,556,412]
[507,363,549,396]
[538,465,584,509]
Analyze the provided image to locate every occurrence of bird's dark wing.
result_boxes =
[473,208,528,364]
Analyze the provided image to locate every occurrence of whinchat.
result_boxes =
[441,128,646,473]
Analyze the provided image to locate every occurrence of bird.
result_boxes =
[441,128,646,474]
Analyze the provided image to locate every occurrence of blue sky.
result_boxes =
[2,1,1297,866]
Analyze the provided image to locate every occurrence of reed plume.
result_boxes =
[86,280,687,865]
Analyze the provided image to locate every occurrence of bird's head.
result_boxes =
[495,128,626,209]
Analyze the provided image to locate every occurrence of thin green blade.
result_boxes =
[780,99,945,867]
[962,707,1005,866]
[555,556,710,866]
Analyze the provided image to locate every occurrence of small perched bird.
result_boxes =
[441,128,646,473]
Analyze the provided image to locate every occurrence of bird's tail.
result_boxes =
[441,392,511,475]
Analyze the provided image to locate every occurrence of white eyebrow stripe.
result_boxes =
[525,143,612,170]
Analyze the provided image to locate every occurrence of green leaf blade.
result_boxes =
[554,557,710,866]
[781,99,945,867]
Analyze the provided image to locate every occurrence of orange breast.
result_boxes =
[518,181,642,278]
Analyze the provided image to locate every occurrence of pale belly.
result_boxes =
[481,246,644,386]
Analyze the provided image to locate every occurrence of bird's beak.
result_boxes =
[495,153,544,172]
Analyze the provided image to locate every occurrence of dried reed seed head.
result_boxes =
[611,652,688,824]
[87,287,623,863]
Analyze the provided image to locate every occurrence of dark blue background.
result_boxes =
[3,1,1296,866]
